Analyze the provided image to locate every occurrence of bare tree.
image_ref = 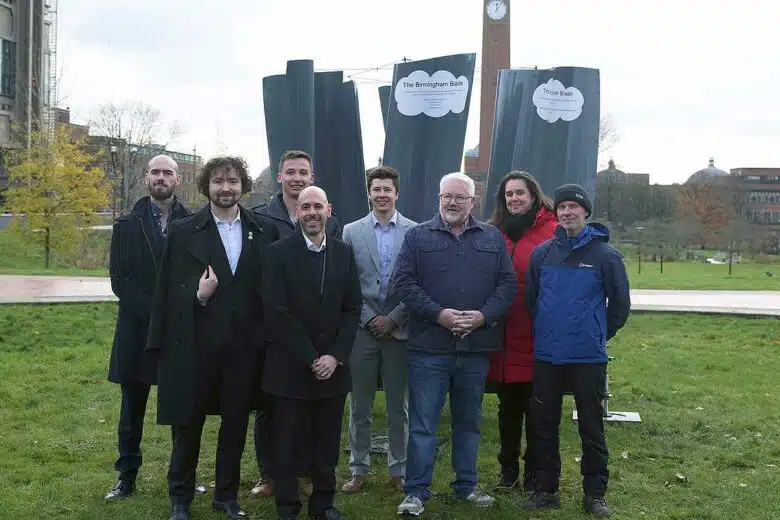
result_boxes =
[598,114,620,158]
[89,102,183,214]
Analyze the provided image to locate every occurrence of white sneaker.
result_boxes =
[397,494,424,516]
[464,489,495,507]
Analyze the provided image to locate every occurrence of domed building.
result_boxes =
[685,158,732,185]
[244,166,275,208]
[597,159,651,185]
[597,159,630,184]
[251,166,273,191]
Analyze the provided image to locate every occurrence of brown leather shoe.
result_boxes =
[341,475,368,494]
[298,476,313,498]
[389,476,404,492]
[250,478,274,497]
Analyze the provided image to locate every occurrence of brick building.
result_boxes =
[55,107,201,214]
[731,167,780,226]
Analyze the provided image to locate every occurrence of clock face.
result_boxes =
[486,0,507,20]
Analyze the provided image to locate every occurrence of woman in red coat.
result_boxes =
[487,171,558,491]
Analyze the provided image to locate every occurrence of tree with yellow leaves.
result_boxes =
[4,125,110,268]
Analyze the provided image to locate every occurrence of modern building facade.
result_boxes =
[0,0,58,203]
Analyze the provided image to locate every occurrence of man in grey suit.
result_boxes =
[340,165,417,494]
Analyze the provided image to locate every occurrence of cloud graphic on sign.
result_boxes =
[394,70,470,118]
[532,79,584,123]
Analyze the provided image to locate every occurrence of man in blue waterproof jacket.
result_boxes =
[521,183,630,517]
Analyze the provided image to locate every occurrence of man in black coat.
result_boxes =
[263,186,361,520]
[105,154,190,501]
[146,156,279,520]
[249,149,341,499]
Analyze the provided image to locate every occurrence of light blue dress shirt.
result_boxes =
[371,211,397,305]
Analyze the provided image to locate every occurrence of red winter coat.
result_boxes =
[487,207,558,383]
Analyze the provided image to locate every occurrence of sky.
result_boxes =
[57,0,780,185]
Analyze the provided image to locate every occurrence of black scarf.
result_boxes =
[504,203,539,242]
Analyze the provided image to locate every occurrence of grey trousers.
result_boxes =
[347,327,408,477]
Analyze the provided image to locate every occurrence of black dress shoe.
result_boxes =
[169,504,191,520]
[104,480,135,500]
[310,507,348,520]
[212,500,249,519]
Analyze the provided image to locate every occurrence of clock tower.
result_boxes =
[465,0,510,178]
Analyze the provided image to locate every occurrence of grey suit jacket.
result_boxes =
[342,211,417,340]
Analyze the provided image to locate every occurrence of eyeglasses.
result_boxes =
[439,194,472,205]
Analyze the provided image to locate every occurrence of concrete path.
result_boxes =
[1,275,779,317]
[630,289,779,317]
[0,275,117,304]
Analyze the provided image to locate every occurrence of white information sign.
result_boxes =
[394,70,469,118]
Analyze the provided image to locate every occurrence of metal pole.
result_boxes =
[635,227,645,275]
[111,175,116,220]
[26,0,34,149]
[728,241,733,276]
[120,153,126,215]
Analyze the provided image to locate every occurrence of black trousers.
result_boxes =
[254,405,271,479]
[256,397,314,480]
[496,382,536,483]
[531,360,609,496]
[168,409,250,505]
[168,347,253,505]
[114,381,151,482]
[273,394,346,518]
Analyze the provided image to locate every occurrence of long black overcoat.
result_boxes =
[108,196,190,384]
[146,204,279,425]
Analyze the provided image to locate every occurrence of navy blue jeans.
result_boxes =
[403,351,490,501]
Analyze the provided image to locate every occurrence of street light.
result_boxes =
[127,146,139,209]
[635,226,645,274]
[109,145,118,219]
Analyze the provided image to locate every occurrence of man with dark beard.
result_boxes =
[105,154,191,501]
[147,156,279,520]
[262,186,361,520]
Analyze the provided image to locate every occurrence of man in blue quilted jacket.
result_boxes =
[392,172,517,517]
[521,183,630,517]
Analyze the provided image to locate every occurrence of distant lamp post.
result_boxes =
[126,146,139,210]
[109,145,119,219]
[635,226,645,274]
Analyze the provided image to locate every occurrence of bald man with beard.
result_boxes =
[262,187,362,520]
[105,154,191,501]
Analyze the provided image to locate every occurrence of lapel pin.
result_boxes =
[248,231,254,241]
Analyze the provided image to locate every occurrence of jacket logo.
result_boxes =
[578,262,594,268]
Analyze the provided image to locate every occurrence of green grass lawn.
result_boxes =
[0,230,109,277]
[2,226,780,290]
[1,304,778,519]
[624,259,780,290]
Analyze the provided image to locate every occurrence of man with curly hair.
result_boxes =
[147,156,280,520]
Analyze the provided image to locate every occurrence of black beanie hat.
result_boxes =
[554,183,592,217]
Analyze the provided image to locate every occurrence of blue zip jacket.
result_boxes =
[525,223,630,364]
[392,214,517,354]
